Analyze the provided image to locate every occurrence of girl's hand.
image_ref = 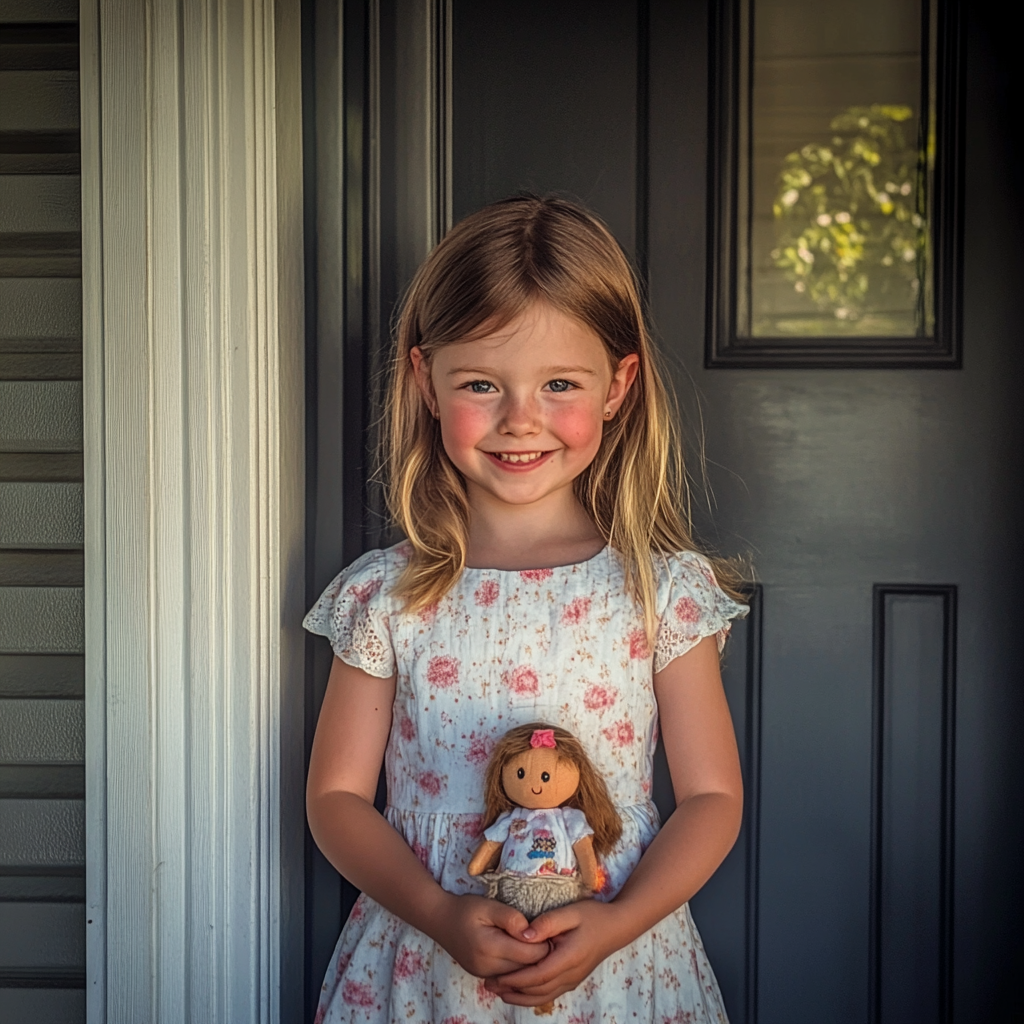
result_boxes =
[483,900,626,1006]
[432,893,551,979]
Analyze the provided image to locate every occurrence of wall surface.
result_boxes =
[0,3,86,1021]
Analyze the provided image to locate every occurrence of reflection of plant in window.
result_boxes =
[771,105,926,322]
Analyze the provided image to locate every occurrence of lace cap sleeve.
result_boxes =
[302,549,395,678]
[653,552,748,674]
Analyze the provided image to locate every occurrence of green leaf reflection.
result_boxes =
[770,104,929,330]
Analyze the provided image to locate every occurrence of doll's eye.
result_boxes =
[541,771,550,783]
[516,767,525,779]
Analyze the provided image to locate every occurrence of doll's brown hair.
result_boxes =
[481,722,623,857]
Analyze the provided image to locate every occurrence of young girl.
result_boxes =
[305,196,747,1022]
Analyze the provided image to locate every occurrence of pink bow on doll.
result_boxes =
[530,729,557,749]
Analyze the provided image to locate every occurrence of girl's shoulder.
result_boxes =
[301,542,412,677]
[652,549,726,595]
[650,549,749,672]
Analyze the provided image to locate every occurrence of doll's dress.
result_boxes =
[482,806,594,918]
[485,806,593,877]
[304,543,746,1024]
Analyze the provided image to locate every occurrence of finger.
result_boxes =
[487,944,576,992]
[484,931,550,967]
[520,905,580,942]
[484,900,530,939]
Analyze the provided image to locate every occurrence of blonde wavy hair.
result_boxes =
[384,195,742,633]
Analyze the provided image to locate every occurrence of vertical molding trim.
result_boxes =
[81,1,305,1020]
[869,584,956,1024]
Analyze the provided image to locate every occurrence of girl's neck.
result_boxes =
[464,484,604,571]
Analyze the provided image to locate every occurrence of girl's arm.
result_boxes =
[486,634,742,1006]
[307,655,549,978]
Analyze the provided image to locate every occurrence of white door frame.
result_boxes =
[80,1,305,1020]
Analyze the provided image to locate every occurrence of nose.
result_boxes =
[498,391,541,437]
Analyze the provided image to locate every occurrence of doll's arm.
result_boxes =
[307,655,547,978]
[571,835,599,891]
[486,635,743,1006]
[468,840,503,876]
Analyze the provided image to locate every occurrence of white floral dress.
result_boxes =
[303,543,747,1024]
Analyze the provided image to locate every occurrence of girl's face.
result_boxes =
[411,302,638,513]
[501,747,580,809]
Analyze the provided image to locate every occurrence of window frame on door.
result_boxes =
[706,0,965,369]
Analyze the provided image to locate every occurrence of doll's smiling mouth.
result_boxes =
[531,787,543,794]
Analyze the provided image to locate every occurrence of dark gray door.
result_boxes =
[0,5,86,1023]
[304,3,1022,1021]
[450,3,1022,1021]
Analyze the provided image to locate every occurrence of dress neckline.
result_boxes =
[461,545,609,574]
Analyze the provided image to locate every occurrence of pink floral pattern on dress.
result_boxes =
[562,596,592,624]
[303,544,746,1023]
[426,655,459,689]
[502,664,540,696]
[629,627,652,659]
[603,719,636,747]
[674,596,702,624]
[584,683,618,711]
[519,567,553,582]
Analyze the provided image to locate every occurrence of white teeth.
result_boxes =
[497,451,543,463]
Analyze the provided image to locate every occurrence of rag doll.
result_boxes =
[468,723,622,920]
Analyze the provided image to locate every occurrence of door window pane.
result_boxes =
[738,0,936,339]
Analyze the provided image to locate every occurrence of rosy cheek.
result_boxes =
[439,399,491,455]
[547,403,604,452]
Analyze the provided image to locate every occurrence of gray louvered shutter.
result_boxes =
[0,3,85,1021]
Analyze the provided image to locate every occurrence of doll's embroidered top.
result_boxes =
[484,806,593,877]
[304,542,747,1023]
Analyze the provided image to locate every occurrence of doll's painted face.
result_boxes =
[501,747,580,810]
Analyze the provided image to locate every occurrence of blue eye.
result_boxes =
[466,380,494,393]
[547,379,572,392]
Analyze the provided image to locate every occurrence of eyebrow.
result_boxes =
[446,365,598,376]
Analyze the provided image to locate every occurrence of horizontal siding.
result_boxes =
[0,381,82,451]
[0,278,82,347]
[1,12,86,1012]
[0,799,84,869]
[0,0,78,21]
[0,764,84,798]
[0,587,83,652]
[0,873,84,901]
[0,699,83,763]
[0,654,83,697]
[0,989,85,1023]
[0,175,80,232]
[0,902,84,968]
[0,482,82,546]
[0,70,77,131]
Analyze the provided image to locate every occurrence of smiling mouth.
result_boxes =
[492,451,547,464]
[531,787,543,795]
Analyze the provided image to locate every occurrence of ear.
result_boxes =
[409,346,439,419]
[604,352,640,418]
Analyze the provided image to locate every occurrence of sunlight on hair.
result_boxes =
[383,195,745,635]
